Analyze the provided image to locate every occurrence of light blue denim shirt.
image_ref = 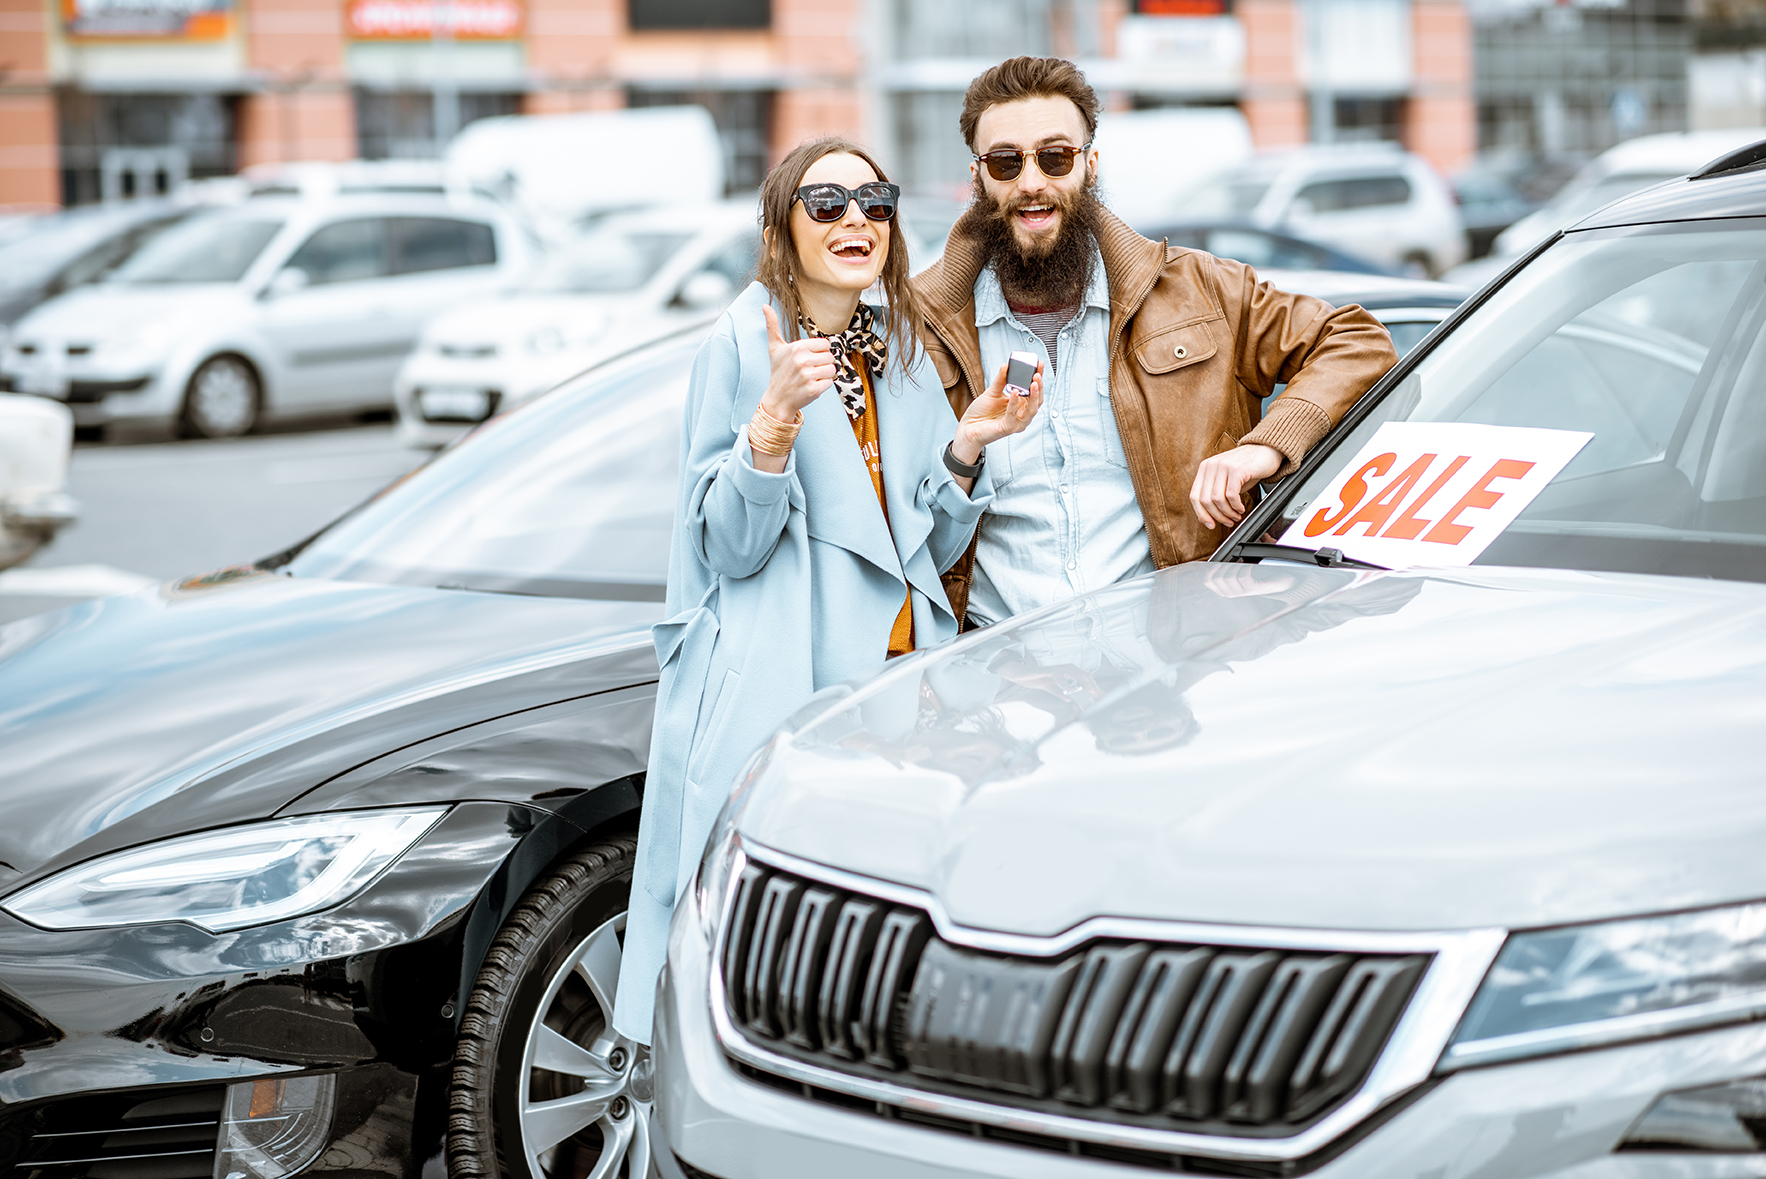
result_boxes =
[966,251,1156,627]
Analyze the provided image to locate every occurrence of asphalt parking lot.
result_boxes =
[0,426,425,626]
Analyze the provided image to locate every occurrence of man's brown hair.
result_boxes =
[959,56,1101,152]
[756,136,922,371]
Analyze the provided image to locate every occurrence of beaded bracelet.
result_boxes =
[749,404,803,457]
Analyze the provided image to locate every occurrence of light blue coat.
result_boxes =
[612,281,993,1043]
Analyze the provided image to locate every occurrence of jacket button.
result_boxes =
[1174,344,1188,359]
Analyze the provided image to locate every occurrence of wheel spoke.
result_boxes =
[524,1088,617,1153]
[571,919,622,1017]
[584,1109,638,1179]
[533,1023,617,1080]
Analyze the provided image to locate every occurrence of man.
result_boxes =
[915,56,1398,627]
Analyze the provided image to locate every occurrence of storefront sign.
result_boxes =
[63,0,233,40]
[1279,422,1593,568]
[346,0,523,39]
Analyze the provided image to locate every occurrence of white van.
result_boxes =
[1182,144,1466,277]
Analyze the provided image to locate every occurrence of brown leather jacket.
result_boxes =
[915,207,1399,622]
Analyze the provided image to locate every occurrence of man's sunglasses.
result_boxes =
[973,143,1092,183]
[794,182,901,223]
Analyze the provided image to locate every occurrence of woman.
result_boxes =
[612,137,1043,1045]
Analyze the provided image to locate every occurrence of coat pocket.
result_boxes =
[685,667,743,788]
[1132,320,1221,375]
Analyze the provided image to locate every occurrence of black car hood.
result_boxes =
[0,571,660,887]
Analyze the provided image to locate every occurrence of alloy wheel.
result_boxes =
[184,356,259,438]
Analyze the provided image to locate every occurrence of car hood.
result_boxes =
[13,283,241,341]
[0,571,659,888]
[740,562,1766,936]
[424,293,631,347]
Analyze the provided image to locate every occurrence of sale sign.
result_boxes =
[1279,422,1592,568]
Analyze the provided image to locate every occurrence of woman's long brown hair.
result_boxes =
[756,136,923,374]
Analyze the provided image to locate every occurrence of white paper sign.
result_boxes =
[1278,422,1593,567]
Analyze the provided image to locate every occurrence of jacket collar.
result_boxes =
[919,204,1168,366]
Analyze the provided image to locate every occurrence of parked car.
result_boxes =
[1451,168,1538,258]
[1180,145,1466,277]
[1137,220,1391,275]
[393,200,759,448]
[397,195,969,449]
[0,199,197,354]
[0,394,78,571]
[0,332,699,1177]
[0,256,1435,1175]
[1446,127,1766,287]
[651,144,1766,1177]
[0,193,530,439]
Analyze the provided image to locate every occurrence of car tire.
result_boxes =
[449,834,652,1179]
[181,355,260,439]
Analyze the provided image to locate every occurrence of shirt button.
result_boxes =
[1067,561,1077,570]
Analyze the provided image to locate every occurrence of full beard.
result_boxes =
[963,172,1104,309]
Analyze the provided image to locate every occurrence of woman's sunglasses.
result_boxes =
[973,143,1092,183]
[794,182,901,223]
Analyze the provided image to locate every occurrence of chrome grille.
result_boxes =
[4,1087,223,1179]
[719,862,1428,1136]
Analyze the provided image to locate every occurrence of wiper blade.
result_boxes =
[1234,542,1390,571]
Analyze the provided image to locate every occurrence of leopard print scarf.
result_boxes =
[800,303,887,419]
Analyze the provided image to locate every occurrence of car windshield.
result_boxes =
[283,335,698,598]
[530,230,692,294]
[1263,220,1766,583]
[0,207,157,290]
[1182,180,1272,219]
[110,215,285,283]
[1547,171,1682,225]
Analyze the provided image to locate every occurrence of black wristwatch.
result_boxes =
[943,441,985,479]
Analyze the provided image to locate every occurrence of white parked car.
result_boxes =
[0,194,530,438]
[1445,128,1766,288]
[393,200,760,448]
[0,394,78,571]
[1183,145,1466,277]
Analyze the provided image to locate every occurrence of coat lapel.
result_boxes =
[874,354,945,602]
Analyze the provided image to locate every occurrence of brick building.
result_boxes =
[0,0,1473,211]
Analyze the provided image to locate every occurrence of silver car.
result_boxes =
[653,149,1766,1176]
[0,193,529,439]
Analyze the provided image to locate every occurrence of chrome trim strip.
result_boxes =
[1441,993,1766,1071]
[709,838,1507,1164]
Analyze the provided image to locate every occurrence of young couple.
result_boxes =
[614,56,1399,1045]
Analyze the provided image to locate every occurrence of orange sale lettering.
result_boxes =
[1333,453,1435,538]
[1381,454,1470,540]
[1303,453,1396,537]
[1422,458,1536,545]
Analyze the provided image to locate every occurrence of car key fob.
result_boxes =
[1004,351,1037,397]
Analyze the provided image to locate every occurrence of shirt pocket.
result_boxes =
[1099,376,1129,469]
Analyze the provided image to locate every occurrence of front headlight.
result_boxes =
[1443,901,1766,1069]
[0,807,446,932]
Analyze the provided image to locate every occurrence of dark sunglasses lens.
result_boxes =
[1038,148,1078,177]
[801,187,847,221]
[984,152,1024,182]
[857,184,897,220]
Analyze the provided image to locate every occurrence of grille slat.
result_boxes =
[720,863,1429,1140]
[6,1086,224,1179]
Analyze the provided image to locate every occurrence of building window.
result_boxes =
[57,90,239,206]
[628,0,768,31]
[354,89,523,159]
[1331,96,1407,144]
[627,88,773,193]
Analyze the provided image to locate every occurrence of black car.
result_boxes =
[0,332,703,1178]
[1136,220,1391,276]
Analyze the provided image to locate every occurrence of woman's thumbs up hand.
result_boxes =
[761,304,837,422]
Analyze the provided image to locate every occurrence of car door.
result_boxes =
[1284,174,1413,270]
[373,216,502,396]
[257,216,400,411]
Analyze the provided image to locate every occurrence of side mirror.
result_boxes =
[675,271,734,310]
[262,267,310,300]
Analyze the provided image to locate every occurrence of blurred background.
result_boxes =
[0,0,1762,624]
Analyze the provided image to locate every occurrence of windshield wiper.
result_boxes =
[1233,542,1390,571]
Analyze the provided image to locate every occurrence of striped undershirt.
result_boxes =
[1006,299,1080,374]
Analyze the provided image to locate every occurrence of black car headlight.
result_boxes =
[1443,901,1766,1070]
[0,807,446,932]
